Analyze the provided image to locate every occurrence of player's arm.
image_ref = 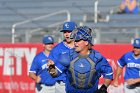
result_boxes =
[113,55,126,87]
[113,53,127,86]
[29,72,41,83]
[96,57,113,93]
[29,57,41,83]
[113,66,123,87]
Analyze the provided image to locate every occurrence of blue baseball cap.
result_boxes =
[60,21,77,32]
[133,38,140,48]
[42,35,54,44]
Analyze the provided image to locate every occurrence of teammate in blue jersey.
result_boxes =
[113,38,140,93]
[48,21,77,93]
[29,35,55,93]
[48,26,113,93]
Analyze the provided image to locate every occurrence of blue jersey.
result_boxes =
[117,51,140,80]
[49,41,73,81]
[29,51,56,85]
[55,49,113,93]
[123,0,139,14]
[29,51,49,75]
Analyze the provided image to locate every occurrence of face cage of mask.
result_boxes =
[70,27,92,42]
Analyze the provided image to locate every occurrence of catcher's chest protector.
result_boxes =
[69,55,96,89]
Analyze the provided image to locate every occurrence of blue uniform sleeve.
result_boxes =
[117,54,126,68]
[55,54,70,74]
[49,46,60,64]
[49,46,70,74]
[55,62,67,74]
[29,57,39,73]
[100,57,113,79]
[48,47,63,73]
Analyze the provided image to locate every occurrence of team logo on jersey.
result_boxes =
[79,63,84,68]
[42,59,47,62]
[127,63,140,69]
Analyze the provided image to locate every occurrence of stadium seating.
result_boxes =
[109,14,140,23]
[0,0,94,42]
[0,0,140,43]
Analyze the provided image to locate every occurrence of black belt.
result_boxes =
[126,83,140,89]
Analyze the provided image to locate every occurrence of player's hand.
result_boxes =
[47,59,54,67]
[126,78,137,85]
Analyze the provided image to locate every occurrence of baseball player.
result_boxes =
[48,26,113,93]
[113,38,140,93]
[29,35,56,93]
[47,21,77,93]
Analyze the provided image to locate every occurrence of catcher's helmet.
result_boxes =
[70,26,93,45]
[42,35,54,44]
[133,38,140,48]
[60,21,77,32]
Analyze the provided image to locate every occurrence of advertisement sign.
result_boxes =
[0,43,132,93]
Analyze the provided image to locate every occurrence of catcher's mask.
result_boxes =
[70,26,93,45]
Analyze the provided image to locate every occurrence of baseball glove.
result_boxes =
[95,84,108,93]
[48,64,58,77]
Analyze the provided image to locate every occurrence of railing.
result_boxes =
[12,10,71,43]
[94,0,98,23]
